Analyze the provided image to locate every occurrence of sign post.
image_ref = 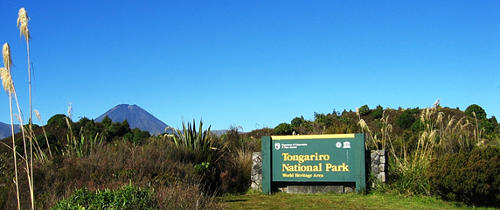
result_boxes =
[262,134,366,194]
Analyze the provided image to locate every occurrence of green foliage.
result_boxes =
[47,114,68,128]
[171,120,217,162]
[65,129,104,157]
[314,112,333,128]
[465,104,487,120]
[396,109,418,129]
[102,120,132,142]
[51,184,156,210]
[387,161,430,196]
[123,128,150,145]
[290,116,313,134]
[101,116,112,127]
[291,116,305,129]
[359,105,370,116]
[410,120,425,132]
[426,147,500,206]
[273,123,292,135]
[370,105,384,119]
[480,117,498,134]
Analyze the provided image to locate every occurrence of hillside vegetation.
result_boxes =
[0,103,497,208]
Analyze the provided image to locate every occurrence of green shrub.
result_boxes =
[47,114,68,128]
[370,105,383,119]
[387,161,430,196]
[359,105,370,116]
[410,120,425,132]
[52,184,156,210]
[426,146,500,206]
[290,116,313,134]
[396,109,418,129]
[273,123,292,135]
[465,104,487,120]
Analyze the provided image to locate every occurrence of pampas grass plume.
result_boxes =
[0,67,13,94]
[1,43,14,93]
[34,109,41,121]
[17,8,30,40]
[2,43,13,70]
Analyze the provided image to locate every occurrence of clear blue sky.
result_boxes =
[0,0,499,131]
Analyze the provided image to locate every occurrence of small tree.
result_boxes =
[358,105,370,116]
[465,104,487,120]
[273,123,292,135]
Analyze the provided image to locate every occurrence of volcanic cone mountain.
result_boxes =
[96,104,168,135]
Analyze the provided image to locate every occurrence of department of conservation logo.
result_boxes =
[274,143,281,150]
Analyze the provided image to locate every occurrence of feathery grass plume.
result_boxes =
[17,8,30,40]
[358,119,370,133]
[2,43,13,70]
[1,43,20,209]
[0,67,14,94]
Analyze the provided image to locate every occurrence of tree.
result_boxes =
[273,123,292,135]
[291,116,305,130]
[358,105,370,116]
[47,114,68,128]
[465,104,487,120]
[370,105,383,119]
[101,116,112,127]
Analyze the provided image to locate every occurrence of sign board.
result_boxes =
[262,134,366,194]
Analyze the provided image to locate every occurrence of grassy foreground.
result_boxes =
[220,192,495,210]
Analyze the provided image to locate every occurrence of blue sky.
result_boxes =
[0,0,499,131]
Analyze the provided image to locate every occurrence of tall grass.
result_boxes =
[34,110,53,159]
[17,9,35,209]
[357,109,392,150]
[1,43,20,210]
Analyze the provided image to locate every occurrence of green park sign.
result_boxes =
[261,134,366,194]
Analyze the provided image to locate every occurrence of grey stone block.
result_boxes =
[378,150,385,155]
[251,152,262,190]
[379,163,384,172]
[344,186,354,193]
[372,164,379,174]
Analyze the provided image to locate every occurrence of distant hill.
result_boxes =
[96,104,169,135]
[0,122,20,139]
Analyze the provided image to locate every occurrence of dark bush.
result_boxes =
[47,114,68,128]
[465,104,487,120]
[359,105,370,116]
[396,109,418,129]
[273,123,292,135]
[426,147,500,207]
[411,120,425,132]
[291,116,313,134]
[370,105,383,119]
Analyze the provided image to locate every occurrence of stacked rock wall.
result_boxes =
[251,152,263,189]
[370,150,386,182]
